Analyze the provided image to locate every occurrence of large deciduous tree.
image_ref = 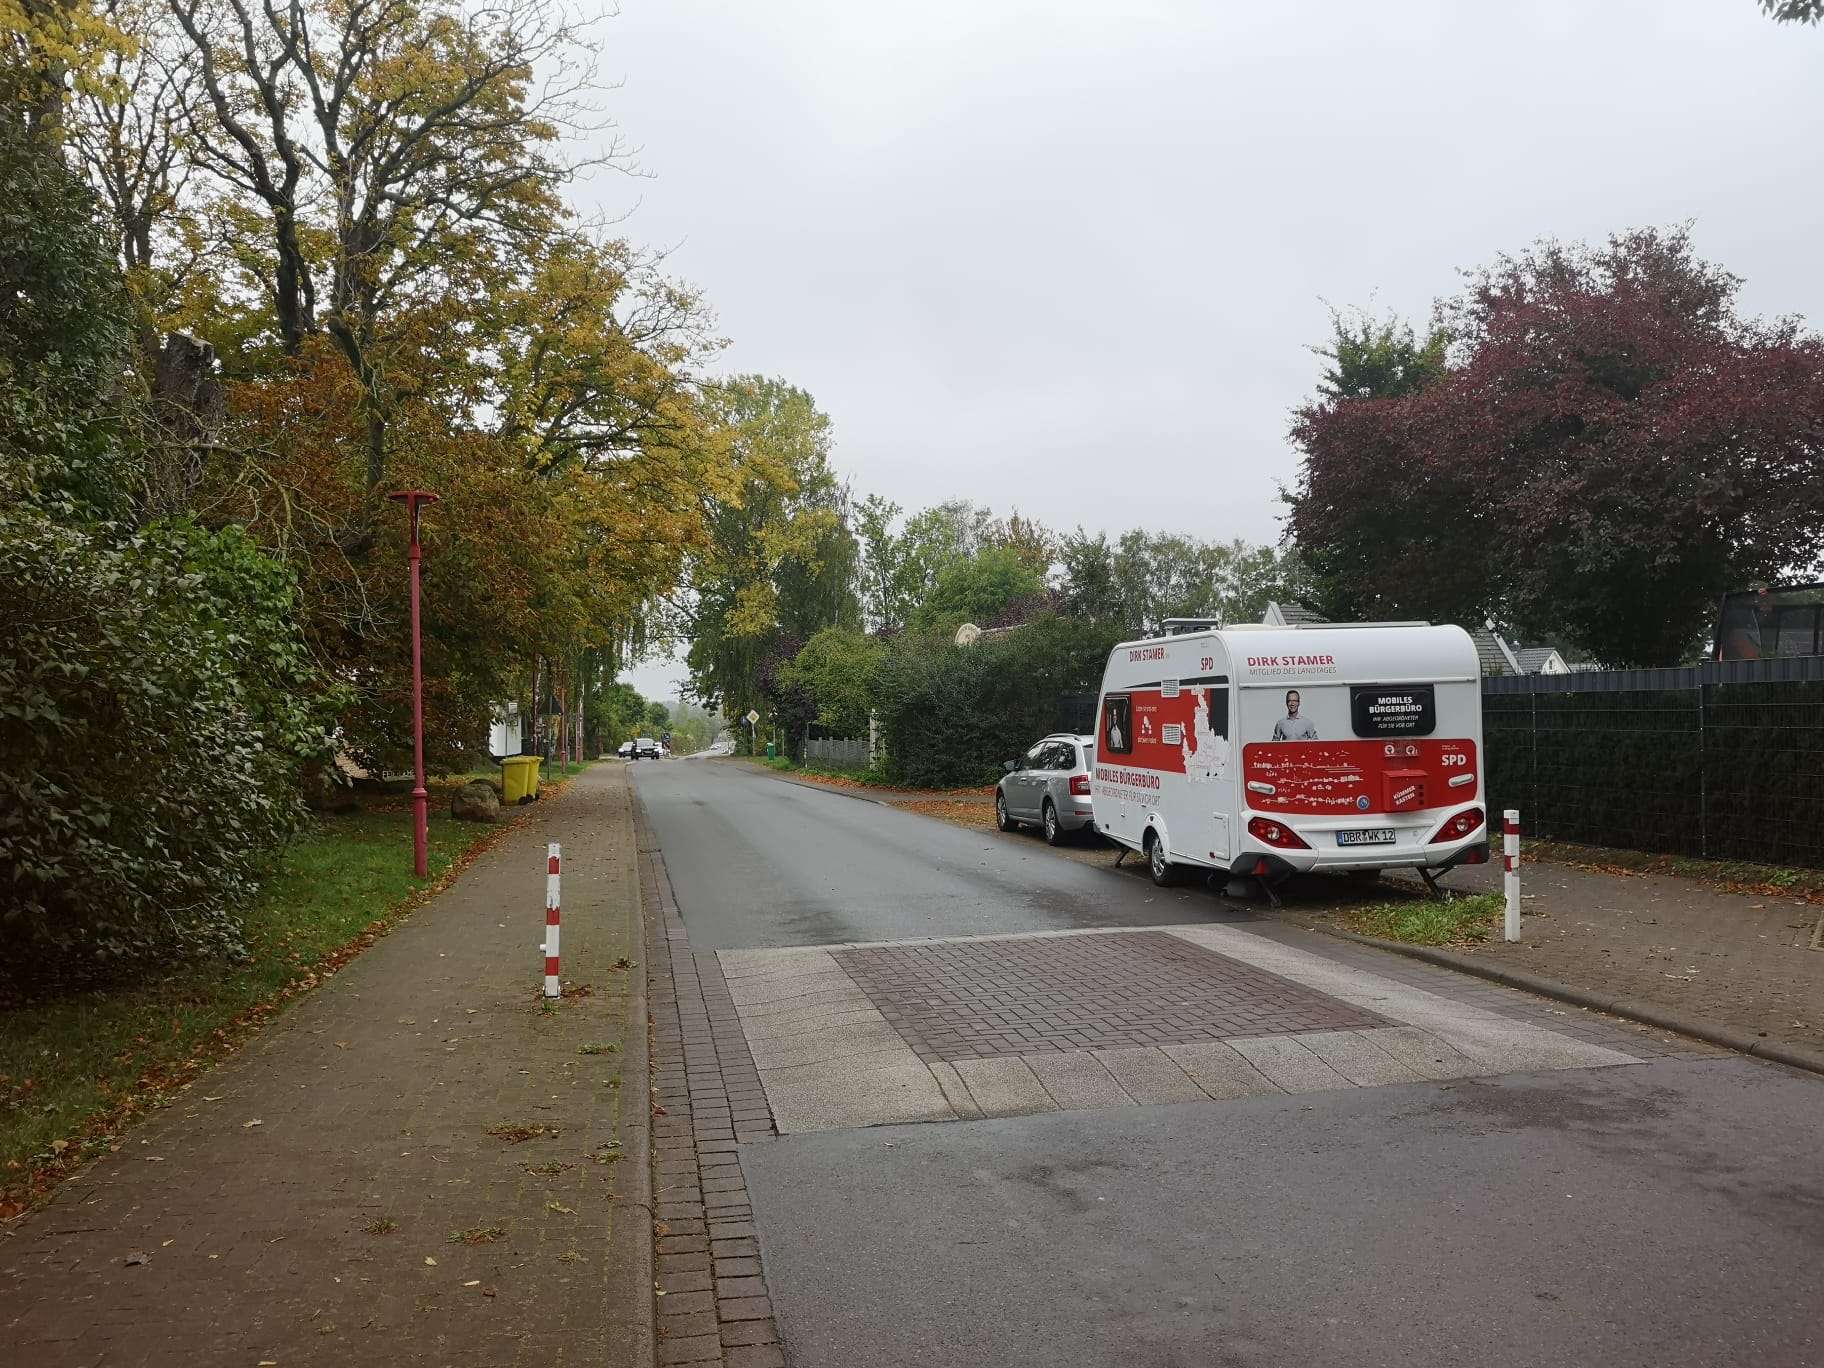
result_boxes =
[167,0,608,494]
[1288,227,1824,666]
[1054,528,1311,635]
[681,377,859,716]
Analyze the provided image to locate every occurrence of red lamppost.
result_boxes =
[387,489,440,877]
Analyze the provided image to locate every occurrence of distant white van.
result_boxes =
[1090,622,1490,893]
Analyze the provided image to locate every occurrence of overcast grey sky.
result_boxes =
[599,0,1823,703]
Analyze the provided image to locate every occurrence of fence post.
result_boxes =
[1503,810,1521,942]
[1527,679,1539,832]
[1696,679,1708,860]
[543,842,561,998]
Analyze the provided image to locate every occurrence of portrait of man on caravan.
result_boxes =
[1272,689,1318,741]
[1103,695,1132,754]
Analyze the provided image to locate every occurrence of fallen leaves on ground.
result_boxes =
[898,800,999,831]
[486,1123,555,1143]
[447,1226,506,1245]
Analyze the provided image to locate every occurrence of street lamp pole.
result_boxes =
[388,489,441,877]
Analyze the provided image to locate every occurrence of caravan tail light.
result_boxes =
[1247,816,1310,850]
[1068,774,1091,797]
[1429,807,1485,844]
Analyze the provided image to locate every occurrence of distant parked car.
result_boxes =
[617,740,635,760]
[635,736,660,759]
[996,733,1096,845]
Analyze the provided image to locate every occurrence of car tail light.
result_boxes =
[1429,807,1485,844]
[1069,774,1091,796]
[1247,816,1310,850]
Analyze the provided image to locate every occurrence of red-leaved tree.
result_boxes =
[1288,227,1824,666]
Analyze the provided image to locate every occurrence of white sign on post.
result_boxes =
[745,709,760,725]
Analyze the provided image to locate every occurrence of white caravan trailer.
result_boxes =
[1090,622,1489,891]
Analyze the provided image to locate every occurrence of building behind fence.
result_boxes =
[1482,656,1824,871]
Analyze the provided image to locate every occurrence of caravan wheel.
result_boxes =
[1145,830,1176,887]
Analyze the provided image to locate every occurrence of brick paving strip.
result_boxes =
[719,924,1697,1134]
[637,801,786,1368]
[2,765,652,1368]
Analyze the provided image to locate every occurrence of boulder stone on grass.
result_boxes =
[451,779,501,823]
[302,764,360,813]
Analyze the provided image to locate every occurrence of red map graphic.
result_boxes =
[1242,739,1478,815]
[1110,689,1214,774]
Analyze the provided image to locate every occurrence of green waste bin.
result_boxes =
[766,741,776,760]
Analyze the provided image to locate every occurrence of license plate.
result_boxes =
[1336,828,1396,847]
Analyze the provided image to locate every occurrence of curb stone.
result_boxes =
[606,768,655,1368]
[1282,913,1824,1081]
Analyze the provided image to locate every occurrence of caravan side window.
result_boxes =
[1102,696,1133,754]
[1204,686,1229,738]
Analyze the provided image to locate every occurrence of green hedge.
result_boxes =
[874,617,1120,789]
[0,513,340,981]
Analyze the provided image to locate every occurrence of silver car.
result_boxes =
[996,733,1096,845]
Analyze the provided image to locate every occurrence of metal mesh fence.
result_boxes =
[1483,666,1824,870]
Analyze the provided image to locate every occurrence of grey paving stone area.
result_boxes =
[831,929,1387,1061]
[720,924,1645,1134]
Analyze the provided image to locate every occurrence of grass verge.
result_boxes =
[1335,892,1504,947]
[0,784,524,1220]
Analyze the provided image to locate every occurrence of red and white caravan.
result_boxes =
[1091,622,1489,889]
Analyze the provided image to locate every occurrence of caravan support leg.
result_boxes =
[1419,867,1443,899]
[1114,848,1127,868]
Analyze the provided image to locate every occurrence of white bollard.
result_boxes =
[1502,810,1521,942]
[544,842,562,998]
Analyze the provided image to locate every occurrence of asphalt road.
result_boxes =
[744,1057,1824,1368]
[636,758,1824,1368]
[635,758,1237,949]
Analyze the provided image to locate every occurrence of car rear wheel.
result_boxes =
[995,792,1014,832]
[1146,830,1175,886]
[1043,800,1067,846]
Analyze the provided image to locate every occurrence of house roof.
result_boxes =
[1264,600,1328,626]
[1469,625,1515,677]
[1513,646,1562,673]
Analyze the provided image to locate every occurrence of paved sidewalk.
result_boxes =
[1,765,648,1368]
[1392,854,1824,1058]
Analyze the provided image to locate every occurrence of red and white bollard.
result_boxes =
[1502,810,1521,942]
[544,842,562,997]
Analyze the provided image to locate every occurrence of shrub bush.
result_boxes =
[0,511,340,982]
[874,615,1120,788]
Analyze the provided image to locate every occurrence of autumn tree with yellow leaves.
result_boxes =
[2,0,830,781]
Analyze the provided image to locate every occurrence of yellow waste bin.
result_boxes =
[500,755,542,804]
